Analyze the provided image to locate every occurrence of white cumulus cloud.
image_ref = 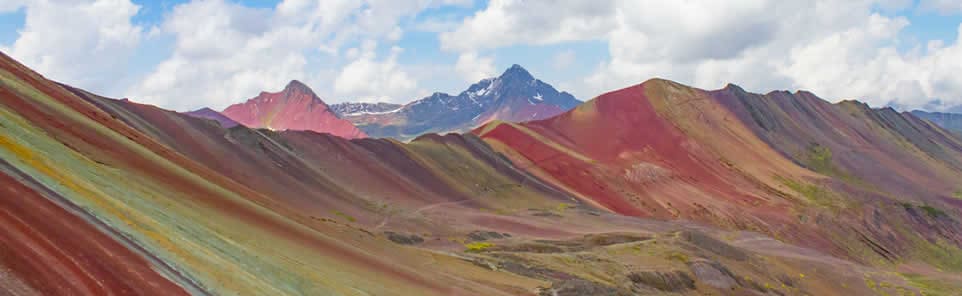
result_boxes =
[443,0,962,111]
[2,0,144,95]
[334,41,416,103]
[128,0,464,111]
[454,51,495,82]
[127,0,320,111]
[439,0,614,52]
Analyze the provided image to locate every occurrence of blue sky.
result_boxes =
[1,0,961,111]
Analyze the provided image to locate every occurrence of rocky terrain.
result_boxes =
[1,51,961,295]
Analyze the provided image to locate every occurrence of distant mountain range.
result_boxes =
[6,50,962,295]
[184,64,578,141]
[337,64,580,139]
[911,110,962,134]
[186,65,962,145]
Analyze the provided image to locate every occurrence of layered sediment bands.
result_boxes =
[477,80,810,224]
[2,46,962,295]
[714,86,962,198]
[0,162,191,296]
[68,87,576,226]
[0,52,546,295]
[477,79,962,265]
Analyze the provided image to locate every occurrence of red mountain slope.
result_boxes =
[477,79,962,266]
[222,80,366,139]
[3,48,961,295]
[477,80,805,219]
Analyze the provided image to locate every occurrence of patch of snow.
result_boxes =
[478,85,490,97]
[527,93,545,105]
[467,93,479,105]
[343,107,403,116]
[468,80,495,99]
[410,99,426,107]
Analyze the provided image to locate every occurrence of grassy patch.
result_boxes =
[666,252,689,263]
[898,202,915,211]
[777,176,843,208]
[953,191,962,200]
[902,273,962,296]
[556,202,573,212]
[805,144,834,173]
[330,210,356,223]
[888,212,962,272]
[800,143,861,184]
[914,240,962,272]
[899,201,948,218]
[919,204,947,218]
[464,242,495,252]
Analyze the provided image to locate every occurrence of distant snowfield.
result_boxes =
[342,108,403,116]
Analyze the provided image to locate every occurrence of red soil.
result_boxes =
[222,81,366,139]
[0,170,189,295]
[0,53,448,294]
[478,82,755,218]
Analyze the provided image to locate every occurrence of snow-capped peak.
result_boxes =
[342,108,402,116]
[466,80,495,105]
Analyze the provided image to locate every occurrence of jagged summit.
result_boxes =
[723,83,747,93]
[220,81,366,138]
[338,64,581,139]
[500,64,534,81]
[4,49,962,295]
[282,79,315,95]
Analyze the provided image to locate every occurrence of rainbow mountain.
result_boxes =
[1,51,962,295]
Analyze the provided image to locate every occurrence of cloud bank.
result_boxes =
[2,0,961,111]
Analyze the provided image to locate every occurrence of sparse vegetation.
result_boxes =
[914,240,962,272]
[863,277,878,292]
[898,201,948,218]
[898,202,914,210]
[330,210,356,222]
[954,190,962,200]
[627,270,695,292]
[805,144,834,173]
[666,252,689,263]
[801,144,861,184]
[778,176,842,208]
[902,273,961,296]
[919,204,947,218]
[464,242,495,252]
